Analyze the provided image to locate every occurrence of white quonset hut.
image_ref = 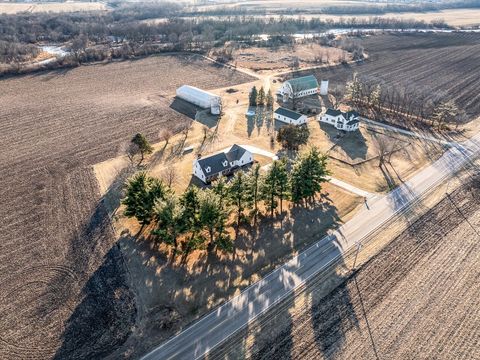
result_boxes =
[319,108,360,132]
[274,107,307,125]
[193,144,253,184]
[278,75,319,102]
[176,85,222,115]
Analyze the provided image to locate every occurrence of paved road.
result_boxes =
[142,133,480,360]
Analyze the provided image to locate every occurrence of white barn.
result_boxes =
[274,107,307,125]
[319,108,360,132]
[277,75,319,102]
[176,85,222,115]
[193,144,253,183]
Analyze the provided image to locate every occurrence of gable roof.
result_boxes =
[198,152,230,176]
[226,144,247,163]
[286,75,319,92]
[197,144,249,176]
[274,107,304,120]
[325,108,343,117]
[325,108,359,121]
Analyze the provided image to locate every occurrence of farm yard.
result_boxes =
[297,32,480,120]
[0,54,254,359]
[213,175,480,359]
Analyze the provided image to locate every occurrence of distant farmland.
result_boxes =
[302,32,480,118]
[0,55,254,359]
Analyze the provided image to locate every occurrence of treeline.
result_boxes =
[0,12,443,45]
[0,40,39,63]
[122,148,330,263]
[186,0,480,17]
[345,73,466,129]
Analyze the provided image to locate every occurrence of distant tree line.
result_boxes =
[0,9,449,76]
[122,147,330,263]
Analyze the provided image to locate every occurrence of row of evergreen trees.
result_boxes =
[122,147,330,262]
[249,85,274,108]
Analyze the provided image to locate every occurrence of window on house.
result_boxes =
[223,160,228,167]
[205,166,211,173]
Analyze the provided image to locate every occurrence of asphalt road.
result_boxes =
[142,132,480,360]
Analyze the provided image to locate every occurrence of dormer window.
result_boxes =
[205,166,211,173]
[222,160,228,167]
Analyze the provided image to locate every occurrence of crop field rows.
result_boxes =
[306,33,480,118]
[0,55,254,359]
[238,178,480,360]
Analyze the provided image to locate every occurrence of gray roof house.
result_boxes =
[274,107,308,125]
[319,108,360,132]
[193,144,254,183]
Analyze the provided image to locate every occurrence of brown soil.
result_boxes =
[220,176,480,359]
[228,44,348,72]
[0,54,254,359]
[296,32,480,119]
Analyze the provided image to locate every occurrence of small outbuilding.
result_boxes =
[274,107,308,125]
[319,108,360,132]
[176,85,222,115]
[277,75,319,101]
[193,144,253,183]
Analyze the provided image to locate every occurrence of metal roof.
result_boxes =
[274,107,304,120]
[286,75,319,92]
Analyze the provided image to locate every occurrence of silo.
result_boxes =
[320,80,329,95]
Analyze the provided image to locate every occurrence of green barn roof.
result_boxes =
[286,75,319,92]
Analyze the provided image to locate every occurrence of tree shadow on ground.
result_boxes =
[246,107,268,138]
[320,122,368,162]
[116,190,345,359]
[49,198,136,359]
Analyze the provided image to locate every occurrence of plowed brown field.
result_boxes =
[243,178,480,359]
[0,55,254,359]
[300,32,480,118]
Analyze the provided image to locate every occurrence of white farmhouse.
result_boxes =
[193,144,254,184]
[274,107,308,125]
[176,85,222,115]
[277,75,319,102]
[319,108,360,132]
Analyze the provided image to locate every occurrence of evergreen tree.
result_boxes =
[249,86,258,107]
[131,133,153,164]
[179,186,204,260]
[227,171,248,236]
[257,86,265,106]
[266,89,274,109]
[276,157,290,213]
[152,193,183,259]
[198,189,225,248]
[245,164,263,223]
[262,160,281,217]
[122,172,166,229]
[291,147,330,204]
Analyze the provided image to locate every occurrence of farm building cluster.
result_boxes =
[176,74,359,184]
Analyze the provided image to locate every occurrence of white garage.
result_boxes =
[274,107,308,125]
